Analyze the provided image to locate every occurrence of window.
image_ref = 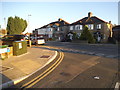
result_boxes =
[75,25,79,30]
[48,28,52,31]
[80,25,83,30]
[49,34,52,38]
[75,25,83,30]
[50,28,53,31]
[57,27,60,31]
[70,26,73,30]
[87,24,94,30]
[61,27,63,31]
[97,24,101,29]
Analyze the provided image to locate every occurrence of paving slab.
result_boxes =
[0,46,57,89]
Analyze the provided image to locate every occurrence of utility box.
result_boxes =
[13,41,27,56]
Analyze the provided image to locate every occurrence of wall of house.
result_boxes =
[38,28,46,35]
[68,23,111,43]
[37,27,54,39]
[69,25,83,36]
[102,23,111,42]
[53,26,69,41]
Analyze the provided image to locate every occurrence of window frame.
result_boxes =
[79,25,83,30]
[70,26,74,30]
[87,24,94,30]
[97,24,102,29]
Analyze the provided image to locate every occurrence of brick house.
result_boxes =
[69,12,113,43]
[34,18,70,41]
[112,25,120,42]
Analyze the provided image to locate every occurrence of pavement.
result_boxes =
[0,46,57,89]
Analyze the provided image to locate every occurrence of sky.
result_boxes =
[0,0,119,33]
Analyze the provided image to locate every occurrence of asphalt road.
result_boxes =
[45,41,119,59]
[28,52,118,88]
[9,42,119,89]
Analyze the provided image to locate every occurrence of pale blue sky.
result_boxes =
[0,2,118,33]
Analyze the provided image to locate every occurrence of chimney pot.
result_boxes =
[58,18,62,21]
[88,12,93,18]
[109,21,111,24]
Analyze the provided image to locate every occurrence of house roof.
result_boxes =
[38,18,70,29]
[112,25,120,31]
[70,16,107,25]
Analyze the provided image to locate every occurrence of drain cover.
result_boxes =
[40,55,50,58]
[0,66,11,72]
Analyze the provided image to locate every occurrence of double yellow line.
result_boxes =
[21,51,64,88]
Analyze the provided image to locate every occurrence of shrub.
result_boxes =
[80,25,95,43]
[108,37,117,44]
[0,45,8,48]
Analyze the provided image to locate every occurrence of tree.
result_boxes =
[7,16,27,34]
[80,25,95,43]
[73,32,78,40]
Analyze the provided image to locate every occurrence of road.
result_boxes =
[45,41,119,59]
[10,41,118,88]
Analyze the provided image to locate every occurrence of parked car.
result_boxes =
[31,36,45,45]
[24,35,31,47]
[2,34,25,46]
[37,37,45,45]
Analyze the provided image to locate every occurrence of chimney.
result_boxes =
[58,18,62,21]
[88,12,93,18]
[109,21,111,24]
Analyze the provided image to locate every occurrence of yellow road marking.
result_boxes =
[21,51,64,88]
[26,52,64,88]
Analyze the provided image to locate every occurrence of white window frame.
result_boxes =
[75,25,79,30]
[87,24,94,30]
[70,26,74,30]
[57,27,60,31]
[97,24,101,29]
[80,25,83,30]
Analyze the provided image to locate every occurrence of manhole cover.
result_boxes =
[60,72,71,76]
[40,55,50,58]
[0,66,12,72]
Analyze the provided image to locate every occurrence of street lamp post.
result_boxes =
[4,17,6,29]
[28,14,31,33]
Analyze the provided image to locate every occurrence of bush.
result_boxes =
[80,26,95,43]
[0,45,8,48]
[108,37,117,44]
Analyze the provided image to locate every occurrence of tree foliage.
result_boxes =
[80,25,95,43]
[7,16,27,34]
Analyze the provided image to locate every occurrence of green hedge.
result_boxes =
[0,45,8,48]
[13,41,27,56]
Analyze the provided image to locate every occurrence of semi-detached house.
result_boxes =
[34,18,69,41]
[33,12,112,43]
[69,12,113,43]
